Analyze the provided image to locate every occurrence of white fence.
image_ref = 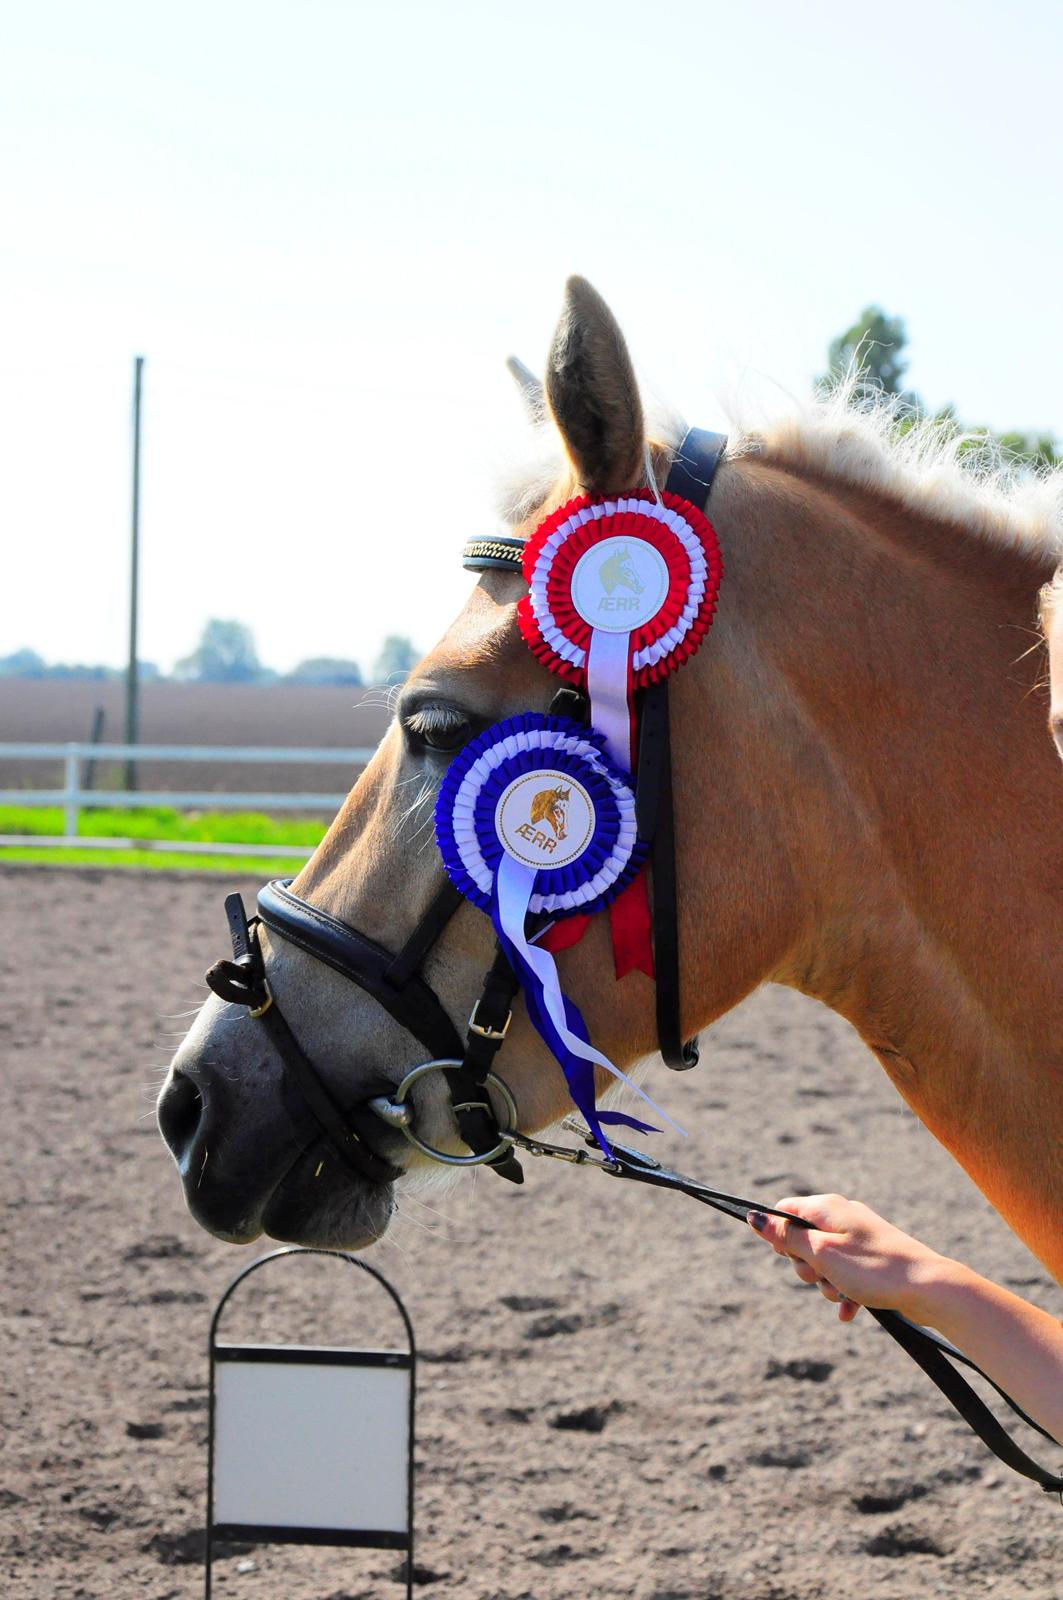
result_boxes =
[0,742,374,859]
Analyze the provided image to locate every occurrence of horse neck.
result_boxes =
[689,456,1063,1275]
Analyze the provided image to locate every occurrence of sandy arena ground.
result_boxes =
[2,864,1060,1600]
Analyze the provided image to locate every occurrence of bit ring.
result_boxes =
[367,1060,518,1167]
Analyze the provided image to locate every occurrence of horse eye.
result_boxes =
[403,704,473,754]
[421,721,470,754]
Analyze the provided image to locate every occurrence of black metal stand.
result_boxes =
[205,1247,416,1599]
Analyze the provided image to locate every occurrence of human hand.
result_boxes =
[747,1194,947,1323]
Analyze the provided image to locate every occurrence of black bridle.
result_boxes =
[203,428,1062,1497]
[207,429,730,1187]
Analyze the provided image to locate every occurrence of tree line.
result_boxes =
[821,306,1060,470]
[0,623,421,686]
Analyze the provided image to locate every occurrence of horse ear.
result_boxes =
[506,355,545,422]
[545,276,646,495]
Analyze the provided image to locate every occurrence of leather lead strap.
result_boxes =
[868,1308,1063,1493]
[587,1129,1063,1496]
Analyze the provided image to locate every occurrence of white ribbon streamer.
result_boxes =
[585,627,633,772]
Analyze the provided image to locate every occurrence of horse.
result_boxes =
[529,785,571,840]
[159,277,1063,1284]
[599,544,644,597]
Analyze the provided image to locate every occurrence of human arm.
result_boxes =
[748,1194,1063,1447]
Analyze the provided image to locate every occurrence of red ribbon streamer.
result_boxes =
[540,869,655,979]
[608,870,655,980]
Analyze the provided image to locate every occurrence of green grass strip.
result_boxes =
[0,845,309,874]
[0,804,329,847]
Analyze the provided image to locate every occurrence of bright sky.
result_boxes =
[4,1,1062,675]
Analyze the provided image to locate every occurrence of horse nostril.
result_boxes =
[158,1071,205,1164]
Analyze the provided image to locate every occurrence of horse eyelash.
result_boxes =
[403,703,469,740]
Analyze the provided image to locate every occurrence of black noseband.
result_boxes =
[257,878,465,1062]
[207,876,526,1188]
[206,893,404,1187]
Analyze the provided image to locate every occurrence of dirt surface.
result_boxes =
[0,680,390,793]
[3,865,1060,1600]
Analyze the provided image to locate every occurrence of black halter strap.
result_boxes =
[651,428,727,1068]
[666,426,728,508]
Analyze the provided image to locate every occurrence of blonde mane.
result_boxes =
[729,375,1063,557]
[498,375,1063,560]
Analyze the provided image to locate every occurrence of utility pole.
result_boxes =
[124,355,144,791]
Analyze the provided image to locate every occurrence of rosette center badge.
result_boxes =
[495,770,595,868]
[570,537,670,634]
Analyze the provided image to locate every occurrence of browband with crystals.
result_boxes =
[462,536,525,572]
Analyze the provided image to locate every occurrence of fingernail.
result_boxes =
[747,1210,768,1233]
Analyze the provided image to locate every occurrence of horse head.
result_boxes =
[529,785,571,838]
[599,545,644,596]
[158,278,680,1250]
[158,276,1063,1286]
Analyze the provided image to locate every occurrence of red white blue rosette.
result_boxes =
[517,489,722,769]
[435,713,680,1151]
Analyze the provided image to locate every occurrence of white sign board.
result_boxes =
[212,1347,411,1544]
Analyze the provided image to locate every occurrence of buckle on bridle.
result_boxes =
[468,1000,511,1041]
[247,979,273,1020]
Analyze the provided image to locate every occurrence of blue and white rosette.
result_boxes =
[435,712,681,1152]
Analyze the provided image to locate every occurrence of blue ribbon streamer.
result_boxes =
[490,854,675,1156]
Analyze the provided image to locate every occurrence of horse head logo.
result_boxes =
[529,786,571,840]
[598,544,645,597]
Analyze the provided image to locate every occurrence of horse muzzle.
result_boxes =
[157,1005,402,1249]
